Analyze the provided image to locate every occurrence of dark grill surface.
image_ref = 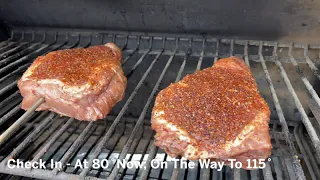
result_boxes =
[0,29,320,180]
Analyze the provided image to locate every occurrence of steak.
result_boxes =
[18,43,127,121]
[152,57,271,168]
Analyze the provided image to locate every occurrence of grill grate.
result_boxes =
[0,29,320,180]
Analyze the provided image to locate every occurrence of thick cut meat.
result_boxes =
[152,57,271,168]
[18,43,127,121]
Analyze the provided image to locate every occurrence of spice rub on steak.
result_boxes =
[152,57,271,168]
[18,43,127,121]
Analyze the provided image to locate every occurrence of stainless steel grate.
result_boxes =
[0,29,320,180]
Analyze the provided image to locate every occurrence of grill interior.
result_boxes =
[0,29,320,180]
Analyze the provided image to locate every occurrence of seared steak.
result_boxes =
[18,43,127,121]
[152,57,271,168]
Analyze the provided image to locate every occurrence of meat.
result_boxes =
[18,43,127,121]
[151,56,271,168]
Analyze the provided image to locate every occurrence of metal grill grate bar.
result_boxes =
[0,91,20,110]
[0,104,21,126]
[229,39,234,56]
[304,45,320,80]
[0,41,31,59]
[258,42,305,180]
[196,39,205,71]
[70,123,106,175]
[0,33,56,75]
[122,36,140,65]
[175,39,191,83]
[214,39,220,63]
[298,126,320,176]
[0,164,95,180]
[0,80,18,97]
[125,38,152,77]
[41,121,83,166]
[0,98,45,145]
[31,118,75,162]
[0,32,25,53]
[139,44,179,179]
[0,111,44,159]
[288,44,320,108]
[294,125,319,180]
[139,140,158,179]
[263,162,274,180]
[108,39,168,179]
[119,35,128,50]
[0,31,14,48]
[94,121,128,178]
[272,122,290,179]
[244,41,250,68]
[5,112,56,160]
[0,36,45,67]
[117,126,146,179]
[273,43,320,158]
[52,122,95,174]
[0,64,30,84]
[233,169,241,180]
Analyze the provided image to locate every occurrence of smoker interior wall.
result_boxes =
[0,24,7,40]
[0,0,320,41]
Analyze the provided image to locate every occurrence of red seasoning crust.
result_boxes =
[152,56,271,166]
[30,45,122,86]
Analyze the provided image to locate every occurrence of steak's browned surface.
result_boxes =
[152,57,271,168]
[18,43,127,121]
